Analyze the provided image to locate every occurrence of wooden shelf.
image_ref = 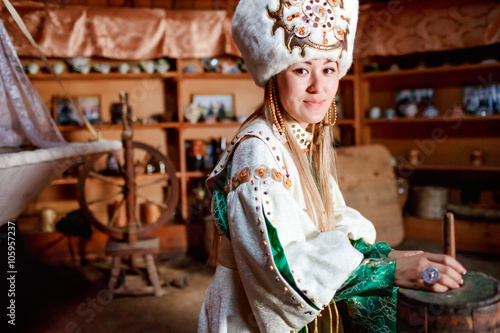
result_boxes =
[180,118,354,128]
[360,61,500,91]
[361,61,500,79]
[56,120,361,131]
[57,122,179,131]
[363,115,500,125]
[180,72,252,80]
[180,121,243,128]
[396,164,500,172]
[50,172,182,186]
[27,72,178,81]
[337,119,355,126]
[185,171,209,178]
[404,216,500,255]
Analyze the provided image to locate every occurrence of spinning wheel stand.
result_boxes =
[78,92,179,297]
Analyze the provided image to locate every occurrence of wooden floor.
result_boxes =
[2,239,500,333]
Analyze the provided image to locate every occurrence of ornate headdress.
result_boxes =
[232,0,358,87]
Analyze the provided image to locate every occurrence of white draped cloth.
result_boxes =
[0,19,121,225]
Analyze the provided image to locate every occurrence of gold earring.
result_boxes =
[268,76,285,134]
[325,98,337,127]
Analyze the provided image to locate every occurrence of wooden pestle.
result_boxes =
[443,212,456,259]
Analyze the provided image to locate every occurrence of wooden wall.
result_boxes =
[6,0,239,10]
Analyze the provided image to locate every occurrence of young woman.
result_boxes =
[198,1,466,332]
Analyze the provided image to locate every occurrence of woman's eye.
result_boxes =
[324,68,336,74]
[294,68,308,74]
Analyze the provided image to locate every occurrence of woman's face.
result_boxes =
[276,59,339,129]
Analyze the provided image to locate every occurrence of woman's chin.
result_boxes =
[309,115,328,125]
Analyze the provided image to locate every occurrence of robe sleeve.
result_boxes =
[329,176,377,244]
[226,138,364,333]
[327,166,397,332]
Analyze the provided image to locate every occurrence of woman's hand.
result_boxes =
[394,252,466,293]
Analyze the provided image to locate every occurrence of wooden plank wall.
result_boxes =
[7,0,239,10]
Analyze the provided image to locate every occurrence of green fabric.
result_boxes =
[264,215,320,311]
[334,256,398,333]
[351,238,392,258]
[211,189,230,239]
[210,161,232,239]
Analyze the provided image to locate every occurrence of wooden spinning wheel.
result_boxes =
[77,93,178,242]
[76,92,179,296]
[78,93,179,235]
[77,141,179,241]
[78,99,179,243]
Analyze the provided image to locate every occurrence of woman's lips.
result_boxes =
[304,100,324,107]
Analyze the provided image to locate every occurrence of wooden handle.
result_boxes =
[443,212,456,259]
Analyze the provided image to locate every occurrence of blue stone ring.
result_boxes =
[423,267,440,284]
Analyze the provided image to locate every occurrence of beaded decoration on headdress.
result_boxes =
[268,0,350,57]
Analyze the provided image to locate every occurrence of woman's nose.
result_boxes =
[307,74,324,94]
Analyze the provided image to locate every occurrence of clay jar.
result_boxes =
[140,202,162,224]
[40,208,58,232]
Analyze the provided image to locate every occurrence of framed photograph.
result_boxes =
[192,94,234,122]
[53,95,101,125]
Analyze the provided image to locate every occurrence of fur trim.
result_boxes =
[232,0,358,87]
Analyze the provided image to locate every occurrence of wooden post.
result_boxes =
[443,212,456,259]
[120,91,138,244]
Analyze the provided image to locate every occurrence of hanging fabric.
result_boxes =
[0,18,66,148]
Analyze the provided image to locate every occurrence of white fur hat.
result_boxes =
[232,0,359,87]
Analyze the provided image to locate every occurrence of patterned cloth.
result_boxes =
[333,240,397,333]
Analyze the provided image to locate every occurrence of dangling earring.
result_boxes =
[268,77,286,143]
[325,98,337,127]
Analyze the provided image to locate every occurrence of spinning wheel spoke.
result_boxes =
[136,177,168,189]
[87,190,124,206]
[88,171,125,187]
[108,198,126,227]
[136,192,168,210]
[137,151,152,171]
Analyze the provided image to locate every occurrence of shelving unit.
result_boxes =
[359,60,500,171]
[22,42,500,256]
[20,60,261,235]
[22,56,364,234]
[357,47,500,253]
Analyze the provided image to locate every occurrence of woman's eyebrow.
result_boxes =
[302,60,335,65]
